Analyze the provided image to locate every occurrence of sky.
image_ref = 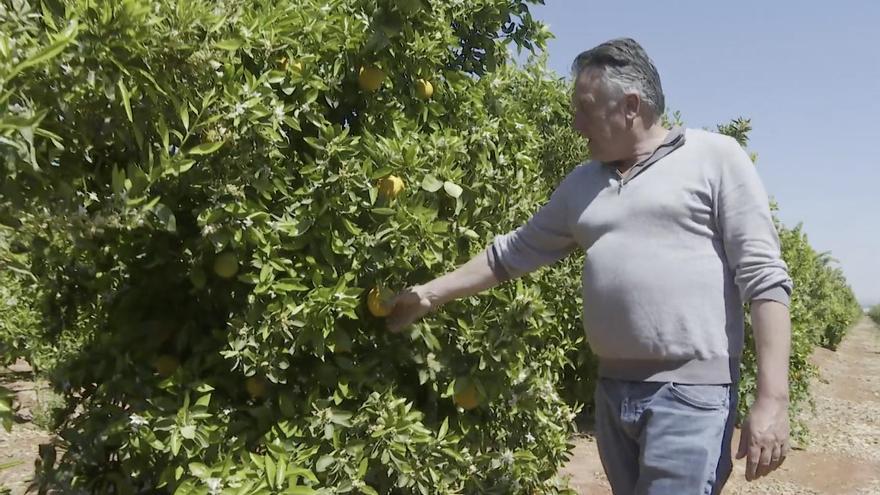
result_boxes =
[523,1,880,306]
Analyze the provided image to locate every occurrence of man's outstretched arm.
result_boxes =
[386,248,501,333]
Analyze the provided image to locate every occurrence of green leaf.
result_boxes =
[462,228,479,239]
[315,454,334,472]
[438,417,449,440]
[180,425,196,439]
[162,158,196,178]
[170,433,181,456]
[275,456,287,489]
[187,141,224,156]
[188,462,210,478]
[329,409,353,426]
[287,468,318,483]
[118,80,133,123]
[179,106,189,132]
[265,456,276,489]
[274,279,309,292]
[9,21,78,79]
[443,181,463,198]
[153,204,177,232]
[421,174,443,192]
[215,39,242,51]
[370,166,394,180]
[195,393,211,408]
[111,166,126,195]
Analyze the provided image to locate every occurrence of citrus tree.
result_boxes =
[869,305,880,325]
[1,0,592,492]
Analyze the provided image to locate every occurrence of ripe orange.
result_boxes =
[378,175,405,200]
[213,252,239,279]
[453,383,480,410]
[153,355,179,377]
[415,79,434,100]
[367,287,394,317]
[358,66,385,92]
[245,376,269,399]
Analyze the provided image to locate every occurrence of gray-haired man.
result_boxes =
[386,38,793,494]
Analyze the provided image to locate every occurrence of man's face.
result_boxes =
[571,68,632,162]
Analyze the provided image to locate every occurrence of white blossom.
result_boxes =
[129,413,148,429]
[206,477,223,494]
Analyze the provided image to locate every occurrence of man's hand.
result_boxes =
[736,396,790,481]
[385,286,434,333]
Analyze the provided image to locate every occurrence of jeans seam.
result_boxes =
[668,383,729,411]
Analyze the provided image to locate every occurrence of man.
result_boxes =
[386,38,793,495]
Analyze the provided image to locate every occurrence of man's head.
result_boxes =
[570,38,665,162]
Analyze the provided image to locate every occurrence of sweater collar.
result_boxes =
[602,126,687,184]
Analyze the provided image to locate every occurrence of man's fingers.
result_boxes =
[745,446,761,481]
[735,426,749,460]
[755,445,773,478]
[768,444,785,472]
[389,289,413,309]
[387,313,412,333]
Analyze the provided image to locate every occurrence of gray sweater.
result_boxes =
[488,128,793,384]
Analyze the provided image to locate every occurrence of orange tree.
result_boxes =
[0,0,592,492]
[870,305,880,325]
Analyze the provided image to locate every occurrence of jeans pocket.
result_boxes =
[668,383,729,411]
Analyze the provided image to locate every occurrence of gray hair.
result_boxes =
[571,38,665,121]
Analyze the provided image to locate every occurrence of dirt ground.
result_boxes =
[2,318,878,494]
[560,316,880,495]
[0,361,52,494]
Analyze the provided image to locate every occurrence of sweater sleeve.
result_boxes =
[487,178,578,282]
[714,138,793,306]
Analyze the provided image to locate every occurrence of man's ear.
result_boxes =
[623,93,641,122]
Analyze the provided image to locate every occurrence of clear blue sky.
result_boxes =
[525,1,880,306]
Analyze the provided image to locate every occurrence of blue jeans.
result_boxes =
[594,378,738,495]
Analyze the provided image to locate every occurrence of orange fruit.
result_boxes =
[453,383,480,410]
[415,79,433,100]
[213,252,239,279]
[378,175,405,200]
[367,287,394,317]
[358,66,385,92]
[245,376,269,399]
[153,355,179,377]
